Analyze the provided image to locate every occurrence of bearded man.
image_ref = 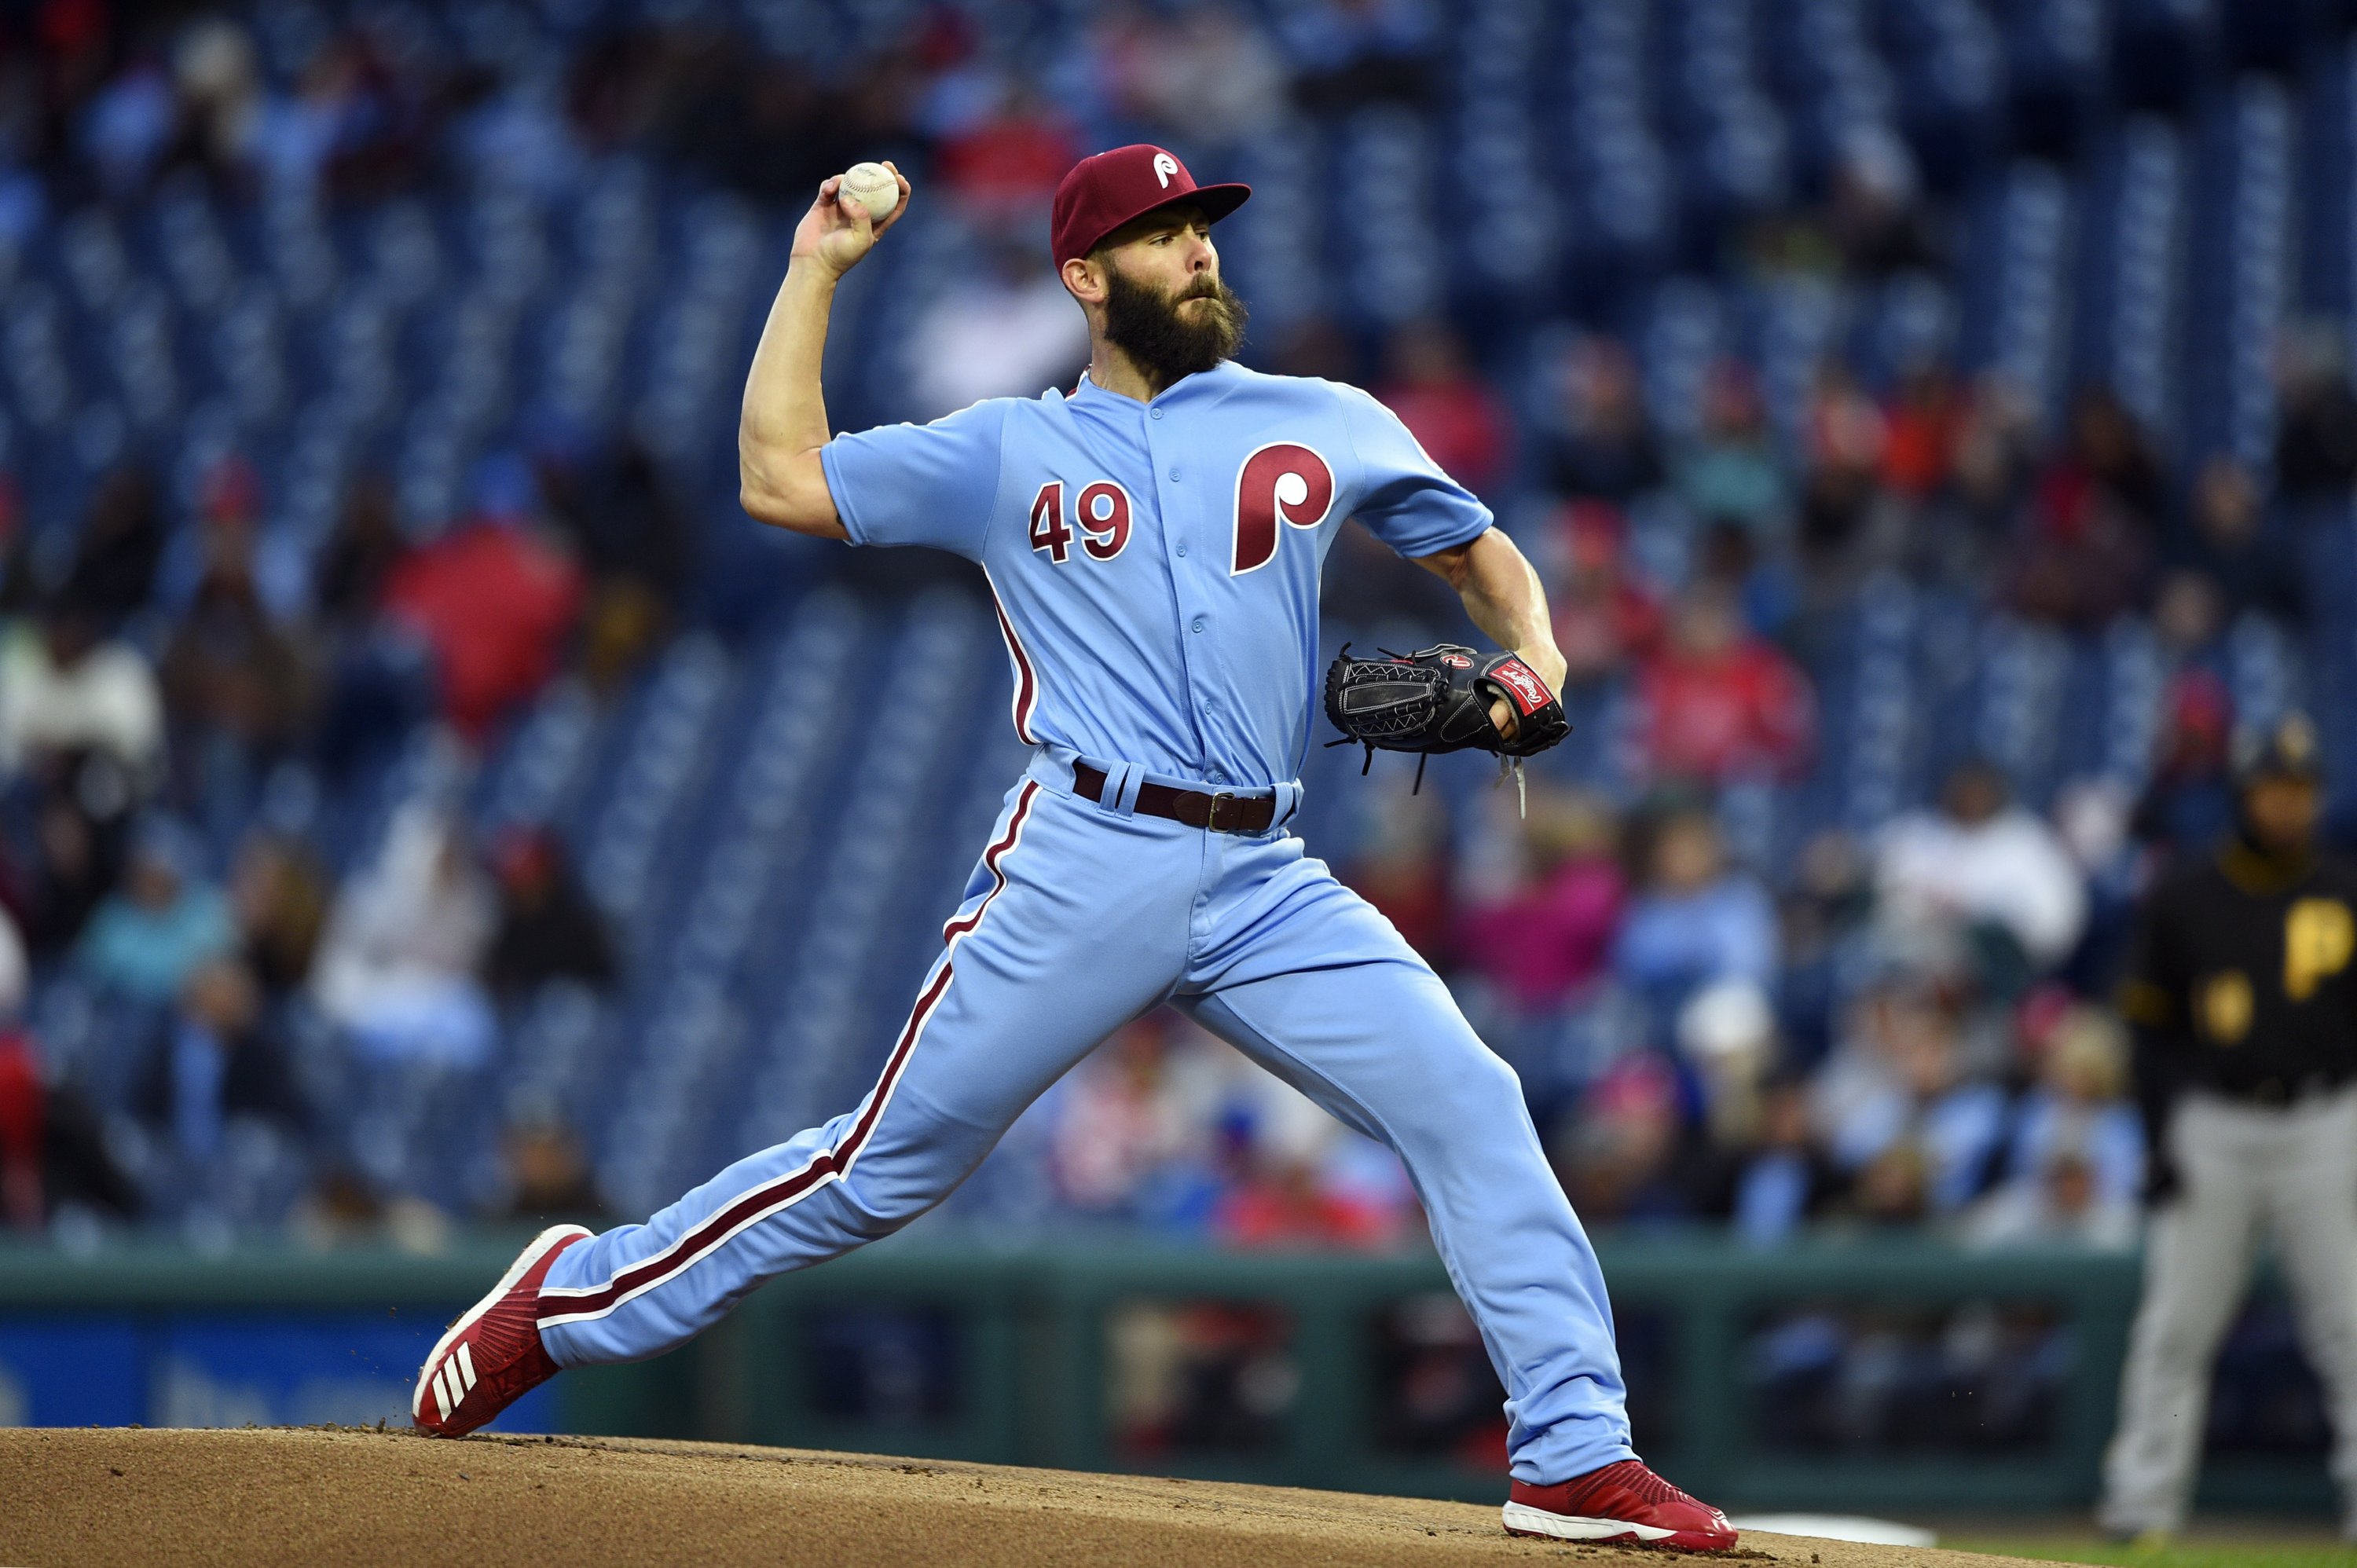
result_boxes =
[410,145,1734,1551]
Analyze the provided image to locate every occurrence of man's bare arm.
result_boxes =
[1414,527,1567,736]
[738,163,911,538]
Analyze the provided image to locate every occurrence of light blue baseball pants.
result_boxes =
[535,752,1637,1484]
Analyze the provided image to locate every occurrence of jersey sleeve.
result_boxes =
[1334,383,1494,558]
[818,399,1010,559]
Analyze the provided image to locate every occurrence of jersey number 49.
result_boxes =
[1028,481,1131,563]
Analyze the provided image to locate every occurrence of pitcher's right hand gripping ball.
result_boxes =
[1324,643,1570,760]
[796,160,910,278]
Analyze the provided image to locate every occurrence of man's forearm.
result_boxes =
[738,263,845,534]
[1437,529,1565,689]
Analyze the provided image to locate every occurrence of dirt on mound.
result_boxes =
[2,1427,2045,1568]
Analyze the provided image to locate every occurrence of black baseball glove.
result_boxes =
[1323,643,1571,779]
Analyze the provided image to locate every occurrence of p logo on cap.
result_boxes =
[1050,145,1252,266]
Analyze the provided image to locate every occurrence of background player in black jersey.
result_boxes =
[2100,713,2357,1542]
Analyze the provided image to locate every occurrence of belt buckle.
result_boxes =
[1205,790,1241,833]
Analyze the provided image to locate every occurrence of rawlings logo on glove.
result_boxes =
[1486,656,1550,716]
[1323,643,1571,796]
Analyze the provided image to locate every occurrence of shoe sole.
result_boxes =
[411,1224,592,1427]
[1503,1501,1729,1550]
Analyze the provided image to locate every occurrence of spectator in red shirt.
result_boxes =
[1375,320,1513,497]
[1881,361,1966,500]
[933,84,1080,221]
[381,456,585,741]
[1639,582,1814,783]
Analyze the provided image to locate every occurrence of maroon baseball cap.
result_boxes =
[1050,145,1252,266]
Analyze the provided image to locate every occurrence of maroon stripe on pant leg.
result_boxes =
[539,780,1040,1325]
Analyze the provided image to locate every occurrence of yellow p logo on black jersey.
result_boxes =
[2285,898,2355,1001]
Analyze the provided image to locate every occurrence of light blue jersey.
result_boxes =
[822,361,1490,788]
[538,361,1640,1489]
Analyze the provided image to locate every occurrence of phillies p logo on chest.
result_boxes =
[1231,444,1335,574]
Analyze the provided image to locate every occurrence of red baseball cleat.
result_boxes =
[412,1224,591,1438]
[1502,1460,1738,1550]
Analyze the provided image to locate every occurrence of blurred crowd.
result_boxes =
[0,2,2349,1256]
[0,0,1417,229]
[0,428,646,1240]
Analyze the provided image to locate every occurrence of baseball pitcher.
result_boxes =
[409,145,1733,1549]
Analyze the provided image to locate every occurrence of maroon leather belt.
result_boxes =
[1072,763,1276,834]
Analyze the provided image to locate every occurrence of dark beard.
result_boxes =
[1102,266,1248,390]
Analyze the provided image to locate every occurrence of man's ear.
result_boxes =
[1061,255,1106,306]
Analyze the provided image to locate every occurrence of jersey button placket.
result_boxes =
[1153,423,1214,780]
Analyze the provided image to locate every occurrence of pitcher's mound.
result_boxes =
[0,1426,2044,1568]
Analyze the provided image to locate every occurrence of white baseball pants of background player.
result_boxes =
[532,754,1643,1487]
[2100,1084,2357,1536]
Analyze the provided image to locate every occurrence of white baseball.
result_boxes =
[837,162,900,224]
